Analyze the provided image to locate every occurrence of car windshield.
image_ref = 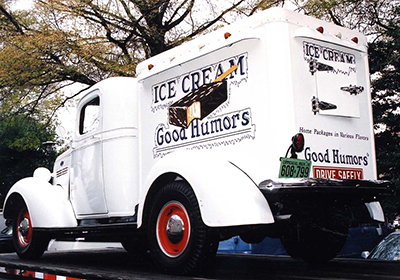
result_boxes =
[369,234,400,261]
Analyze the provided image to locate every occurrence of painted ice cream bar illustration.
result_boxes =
[168,65,237,128]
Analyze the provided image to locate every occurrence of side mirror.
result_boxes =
[361,251,370,259]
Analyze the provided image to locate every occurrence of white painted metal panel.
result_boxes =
[71,91,108,216]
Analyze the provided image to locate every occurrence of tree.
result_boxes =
[0,113,58,207]
[0,0,284,120]
[292,0,400,220]
[370,7,400,221]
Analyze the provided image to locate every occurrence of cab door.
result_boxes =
[70,91,108,217]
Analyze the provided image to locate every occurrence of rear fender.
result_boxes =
[139,152,274,228]
[3,177,77,228]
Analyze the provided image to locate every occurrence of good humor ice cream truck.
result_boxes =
[3,7,393,275]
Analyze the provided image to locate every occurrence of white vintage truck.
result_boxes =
[3,7,393,275]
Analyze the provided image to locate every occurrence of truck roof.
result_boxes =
[136,7,367,80]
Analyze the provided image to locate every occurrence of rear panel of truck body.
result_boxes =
[136,8,376,188]
[289,17,375,182]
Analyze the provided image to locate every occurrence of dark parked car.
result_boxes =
[0,215,13,253]
[362,231,400,260]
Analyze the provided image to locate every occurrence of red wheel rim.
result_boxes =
[156,201,190,258]
[17,208,33,248]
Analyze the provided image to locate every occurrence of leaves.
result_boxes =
[0,113,58,205]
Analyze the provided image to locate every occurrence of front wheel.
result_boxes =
[147,181,218,275]
[13,204,49,260]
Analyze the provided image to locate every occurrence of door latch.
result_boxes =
[340,85,364,95]
[312,96,337,115]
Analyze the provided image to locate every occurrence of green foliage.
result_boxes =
[0,114,58,206]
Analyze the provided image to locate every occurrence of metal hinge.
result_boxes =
[340,85,364,95]
[312,96,337,115]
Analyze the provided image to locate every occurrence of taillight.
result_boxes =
[285,133,305,159]
[292,133,305,153]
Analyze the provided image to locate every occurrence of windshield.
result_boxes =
[369,234,400,261]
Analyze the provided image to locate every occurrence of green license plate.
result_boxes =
[279,158,312,178]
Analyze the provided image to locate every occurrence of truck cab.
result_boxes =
[56,78,139,219]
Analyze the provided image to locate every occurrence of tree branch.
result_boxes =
[165,0,195,30]
[170,0,245,48]
[328,9,343,26]
[0,3,25,34]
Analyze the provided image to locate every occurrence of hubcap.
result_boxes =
[17,209,32,248]
[156,201,190,258]
[166,214,185,244]
[19,218,30,237]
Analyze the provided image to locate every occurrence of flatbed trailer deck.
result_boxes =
[2,248,400,280]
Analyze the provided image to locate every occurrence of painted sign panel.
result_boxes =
[151,53,256,158]
[313,166,364,180]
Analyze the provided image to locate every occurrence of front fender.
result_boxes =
[139,151,274,228]
[3,177,77,228]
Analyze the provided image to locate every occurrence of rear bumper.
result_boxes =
[259,178,394,222]
[259,178,393,197]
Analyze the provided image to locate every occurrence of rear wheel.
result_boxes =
[13,204,49,260]
[281,211,348,265]
[148,181,218,275]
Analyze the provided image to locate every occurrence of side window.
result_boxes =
[79,96,100,135]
